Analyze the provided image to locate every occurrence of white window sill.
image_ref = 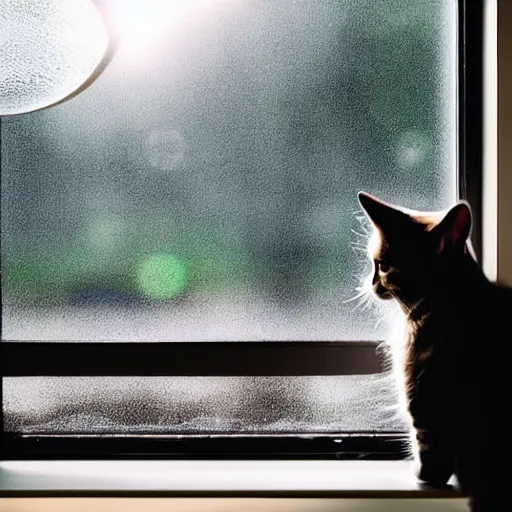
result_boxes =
[0,460,462,498]
[0,497,471,512]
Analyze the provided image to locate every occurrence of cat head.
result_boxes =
[357,191,474,309]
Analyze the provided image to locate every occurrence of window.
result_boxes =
[1,0,482,459]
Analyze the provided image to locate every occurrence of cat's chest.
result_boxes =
[403,315,457,373]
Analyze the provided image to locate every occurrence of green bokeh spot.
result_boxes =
[137,253,188,300]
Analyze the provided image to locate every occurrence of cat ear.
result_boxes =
[434,202,472,253]
[357,191,407,231]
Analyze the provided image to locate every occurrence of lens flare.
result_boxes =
[137,253,188,300]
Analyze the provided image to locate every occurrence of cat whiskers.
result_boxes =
[350,228,371,241]
[357,292,375,312]
[374,309,393,330]
[343,288,373,311]
[345,209,376,311]
[350,241,369,257]
[344,275,376,313]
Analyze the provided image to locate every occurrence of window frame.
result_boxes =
[0,0,485,460]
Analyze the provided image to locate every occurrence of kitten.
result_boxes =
[358,191,511,512]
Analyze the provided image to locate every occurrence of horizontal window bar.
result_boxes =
[0,433,406,461]
[0,342,384,377]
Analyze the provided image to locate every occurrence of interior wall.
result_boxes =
[498,0,512,284]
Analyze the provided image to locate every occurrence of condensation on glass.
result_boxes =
[1,0,456,433]
[0,0,108,116]
[4,374,408,434]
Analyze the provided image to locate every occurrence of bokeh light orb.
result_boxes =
[0,0,109,116]
[137,253,188,301]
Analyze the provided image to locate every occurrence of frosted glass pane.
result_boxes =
[0,0,109,115]
[1,0,456,342]
[3,374,407,434]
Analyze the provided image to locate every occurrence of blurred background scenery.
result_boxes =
[2,0,456,433]
[1,0,456,342]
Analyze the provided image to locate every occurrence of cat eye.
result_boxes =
[377,261,391,273]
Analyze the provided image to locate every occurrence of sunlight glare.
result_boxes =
[108,0,221,47]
